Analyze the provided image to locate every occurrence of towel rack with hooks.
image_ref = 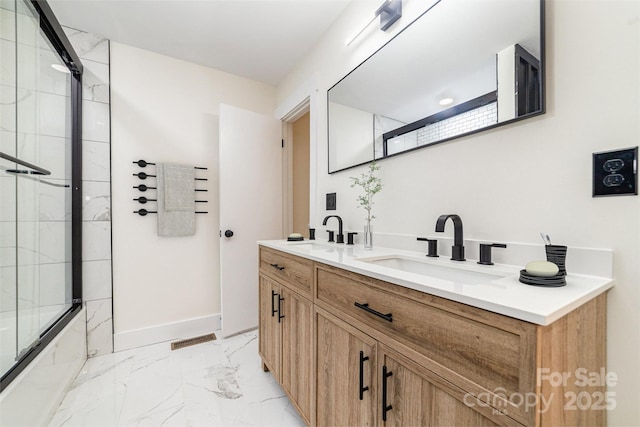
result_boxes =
[132,159,209,217]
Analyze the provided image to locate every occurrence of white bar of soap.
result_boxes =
[525,261,559,277]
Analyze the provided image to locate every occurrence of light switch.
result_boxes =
[593,147,637,197]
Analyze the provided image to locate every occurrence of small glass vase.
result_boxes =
[364,221,373,250]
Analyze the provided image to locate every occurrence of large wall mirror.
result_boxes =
[328,0,545,173]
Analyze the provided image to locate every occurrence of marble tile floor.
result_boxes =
[47,330,305,426]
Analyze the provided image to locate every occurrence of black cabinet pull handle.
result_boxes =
[278,295,285,323]
[354,302,392,322]
[382,365,393,421]
[270,263,285,271]
[271,290,278,317]
[359,351,370,401]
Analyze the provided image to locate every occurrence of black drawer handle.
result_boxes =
[354,302,392,322]
[271,290,278,317]
[270,263,285,271]
[359,351,370,401]
[382,365,393,421]
[278,295,285,323]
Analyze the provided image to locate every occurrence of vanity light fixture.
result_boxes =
[346,0,402,46]
[439,97,454,106]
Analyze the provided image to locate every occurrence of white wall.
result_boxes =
[277,0,640,424]
[328,101,373,170]
[110,42,276,349]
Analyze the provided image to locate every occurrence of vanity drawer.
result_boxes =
[259,247,313,297]
[315,264,537,425]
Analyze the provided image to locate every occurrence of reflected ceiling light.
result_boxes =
[346,0,402,46]
[51,64,70,73]
[439,97,454,106]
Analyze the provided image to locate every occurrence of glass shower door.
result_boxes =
[0,0,74,380]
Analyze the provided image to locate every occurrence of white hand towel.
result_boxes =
[157,163,195,237]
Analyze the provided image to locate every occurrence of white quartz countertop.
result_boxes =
[258,240,614,326]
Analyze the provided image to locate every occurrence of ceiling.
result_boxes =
[48,0,351,86]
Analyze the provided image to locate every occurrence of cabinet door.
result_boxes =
[316,309,377,427]
[280,287,313,422]
[379,345,514,427]
[258,275,280,378]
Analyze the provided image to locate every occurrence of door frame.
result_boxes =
[280,98,312,237]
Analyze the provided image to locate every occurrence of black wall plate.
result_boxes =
[593,147,638,197]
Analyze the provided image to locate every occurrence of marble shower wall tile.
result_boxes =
[0,265,17,312]
[82,260,112,301]
[1,84,17,132]
[39,181,72,221]
[39,262,71,307]
[63,28,109,64]
[82,59,109,104]
[37,134,72,180]
[39,221,71,264]
[82,180,111,221]
[65,26,113,358]
[82,221,111,262]
[86,298,113,357]
[0,6,16,42]
[1,39,16,86]
[38,91,71,138]
[0,175,17,222]
[82,100,110,143]
[82,140,111,182]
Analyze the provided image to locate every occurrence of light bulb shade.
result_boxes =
[376,0,402,32]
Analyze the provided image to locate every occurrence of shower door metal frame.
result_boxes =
[0,0,83,392]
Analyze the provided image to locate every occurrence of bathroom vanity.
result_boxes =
[258,241,612,426]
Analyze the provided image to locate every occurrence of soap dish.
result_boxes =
[519,270,566,287]
[287,236,304,242]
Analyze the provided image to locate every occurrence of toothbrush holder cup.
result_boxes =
[545,245,567,275]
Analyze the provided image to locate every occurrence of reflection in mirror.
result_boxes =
[328,0,544,173]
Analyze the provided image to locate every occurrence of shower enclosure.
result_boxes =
[0,0,82,390]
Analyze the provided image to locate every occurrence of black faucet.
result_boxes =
[323,215,344,244]
[478,243,507,265]
[435,214,465,261]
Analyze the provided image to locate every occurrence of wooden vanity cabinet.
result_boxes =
[378,345,512,427]
[315,307,508,427]
[258,247,607,427]
[316,308,378,426]
[313,262,607,427]
[258,247,314,424]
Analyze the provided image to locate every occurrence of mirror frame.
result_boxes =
[327,0,546,174]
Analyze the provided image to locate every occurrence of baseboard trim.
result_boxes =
[113,313,221,352]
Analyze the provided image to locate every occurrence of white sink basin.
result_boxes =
[355,255,506,285]
[286,242,332,251]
